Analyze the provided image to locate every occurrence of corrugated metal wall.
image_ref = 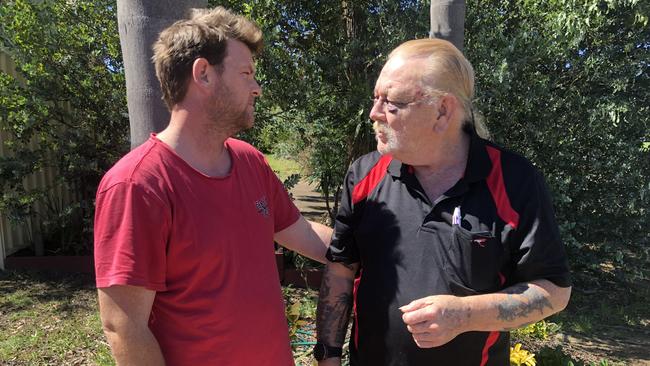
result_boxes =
[0,51,74,270]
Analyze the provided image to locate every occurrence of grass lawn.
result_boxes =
[0,270,323,366]
[266,153,302,181]
[1,269,649,365]
[0,271,113,366]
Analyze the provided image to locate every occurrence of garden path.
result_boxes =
[290,180,329,222]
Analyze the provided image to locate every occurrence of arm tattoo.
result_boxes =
[316,265,354,345]
[497,284,553,328]
[441,306,471,329]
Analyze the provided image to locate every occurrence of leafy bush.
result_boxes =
[466,0,649,281]
[512,320,561,341]
[220,0,650,281]
[0,0,128,254]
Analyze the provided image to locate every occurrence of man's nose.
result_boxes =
[369,100,384,122]
[252,79,261,97]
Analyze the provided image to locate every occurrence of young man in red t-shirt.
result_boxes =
[94,7,332,366]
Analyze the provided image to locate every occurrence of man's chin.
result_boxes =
[243,117,255,130]
[376,143,392,155]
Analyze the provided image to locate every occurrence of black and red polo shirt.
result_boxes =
[326,131,571,366]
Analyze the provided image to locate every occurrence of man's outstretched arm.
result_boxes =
[316,261,359,366]
[275,215,332,263]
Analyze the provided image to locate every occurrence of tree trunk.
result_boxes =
[429,0,466,52]
[117,0,207,149]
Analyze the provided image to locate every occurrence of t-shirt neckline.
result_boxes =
[150,133,235,180]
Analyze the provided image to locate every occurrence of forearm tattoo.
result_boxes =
[442,305,471,329]
[497,283,553,329]
[316,265,354,345]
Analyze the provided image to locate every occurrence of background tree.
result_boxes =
[0,0,127,254]
[214,0,649,283]
[464,0,649,283]
[117,0,207,149]
[430,0,466,52]
[0,0,646,288]
[213,0,430,221]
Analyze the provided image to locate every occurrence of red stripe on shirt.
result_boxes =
[480,331,500,366]
[498,272,506,286]
[352,269,362,348]
[485,146,519,229]
[351,155,393,204]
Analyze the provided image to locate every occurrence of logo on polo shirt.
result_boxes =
[473,238,488,247]
[255,196,270,218]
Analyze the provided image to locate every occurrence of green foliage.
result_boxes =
[512,320,561,341]
[465,0,649,279]
[213,0,430,220]
[284,287,316,340]
[215,0,649,279]
[0,0,128,253]
[0,0,646,282]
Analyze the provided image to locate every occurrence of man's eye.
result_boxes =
[387,101,405,109]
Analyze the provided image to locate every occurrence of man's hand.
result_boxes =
[399,295,469,348]
[400,280,571,348]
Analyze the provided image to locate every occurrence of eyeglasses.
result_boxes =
[370,96,424,113]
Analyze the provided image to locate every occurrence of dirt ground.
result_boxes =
[290,180,330,222]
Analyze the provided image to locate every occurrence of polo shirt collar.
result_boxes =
[462,129,492,183]
[387,156,407,177]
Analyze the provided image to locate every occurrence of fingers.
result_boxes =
[399,296,430,313]
[409,328,457,349]
[412,338,438,349]
[402,304,437,325]
[408,330,445,348]
[406,322,438,334]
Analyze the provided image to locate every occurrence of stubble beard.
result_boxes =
[208,91,255,137]
[374,123,402,155]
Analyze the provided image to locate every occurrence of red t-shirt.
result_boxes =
[94,135,299,365]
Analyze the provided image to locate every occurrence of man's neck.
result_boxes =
[157,109,233,177]
[411,130,470,203]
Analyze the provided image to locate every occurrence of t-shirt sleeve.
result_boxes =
[509,169,571,288]
[264,160,300,233]
[326,167,360,264]
[94,181,171,291]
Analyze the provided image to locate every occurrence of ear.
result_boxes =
[432,94,459,133]
[190,58,214,91]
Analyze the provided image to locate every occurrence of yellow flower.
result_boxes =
[510,343,537,366]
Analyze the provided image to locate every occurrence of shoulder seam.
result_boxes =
[351,154,392,204]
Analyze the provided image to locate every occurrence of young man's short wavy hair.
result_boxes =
[152,6,263,110]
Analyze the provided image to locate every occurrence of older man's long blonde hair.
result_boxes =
[388,39,490,139]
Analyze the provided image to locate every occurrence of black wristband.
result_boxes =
[313,343,343,361]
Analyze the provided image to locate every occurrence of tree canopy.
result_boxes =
[0,0,127,253]
[0,0,647,279]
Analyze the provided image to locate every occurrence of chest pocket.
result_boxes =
[447,225,504,293]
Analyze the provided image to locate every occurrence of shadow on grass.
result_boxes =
[0,270,96,316]
[547,268,650,365]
